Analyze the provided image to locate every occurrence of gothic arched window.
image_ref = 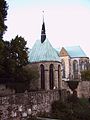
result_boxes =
[49,64,54,90]
[40,64,45,89]
[61,60,65,78]
[58,65,60,88]
[80,61,85,71]
[84,61,88,70]
[73,60,78,79]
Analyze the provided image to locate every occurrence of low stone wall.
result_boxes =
[77,81,90,98]
[0,80,90,119]
[0,90,62,120]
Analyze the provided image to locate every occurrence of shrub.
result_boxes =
[81,70,90,81]
[51,97,90,120]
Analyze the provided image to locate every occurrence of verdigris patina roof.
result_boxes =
[64,46,87,58]
[28,38,60,63]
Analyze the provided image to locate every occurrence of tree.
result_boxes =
[0,0,8,81]
[2,35,34,93]
[0,40,5,76]
[11,35,28,68]
[0,36,29,85]
[0,40,12,83]
[0,0,8,38]
[10,65,39,92]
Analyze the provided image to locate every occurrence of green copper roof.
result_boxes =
[64,46,87,58]
[28,38,60,63]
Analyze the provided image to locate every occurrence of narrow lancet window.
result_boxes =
[40,64,45,89]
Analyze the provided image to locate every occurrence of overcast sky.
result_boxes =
[4,0,90,57]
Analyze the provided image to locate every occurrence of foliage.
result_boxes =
[0,35,39,93]
[23,65,39,82]
[3,41,12,76]
[0,36,28,76]
[10,35,28,67]
[0,1,39,93]
[81,70,90,81]
[67,81,79,91]
[0,40,5,76]
[67,91,79,103]
[0,0,8,38]
[6,65,39,93]
[51,96,90,120]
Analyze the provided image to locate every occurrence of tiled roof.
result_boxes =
[64,46,87,58]
[28,38,60,63]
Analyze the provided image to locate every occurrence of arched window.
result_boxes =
[49,64,54,90]
[84,61,88,70]
[58,65,60,88]
[73,60,78,79]
[61,60,65,78]
[80,61,85,71]
[40,64,45,89]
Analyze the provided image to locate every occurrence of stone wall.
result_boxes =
[0,80,90,119]
[0,90,62,120]
[77,81,90,98]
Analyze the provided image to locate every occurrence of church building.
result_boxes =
[60,46,89,81]
[28,17,62,90]
[27,15,89,91]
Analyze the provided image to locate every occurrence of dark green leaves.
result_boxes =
[0,0,8,38]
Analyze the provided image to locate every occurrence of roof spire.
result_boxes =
[41,11,46,43]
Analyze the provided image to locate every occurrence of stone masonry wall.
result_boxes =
[0,90,62,120]
[77,81,90,98]
[0,81,90,119]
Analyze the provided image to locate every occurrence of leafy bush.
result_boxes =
[81,70,90,81]
[6,66,39,93]
[51,96,90,120]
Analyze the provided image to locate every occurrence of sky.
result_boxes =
[4,0,90,57]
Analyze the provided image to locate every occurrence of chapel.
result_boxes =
[28,17,62,90]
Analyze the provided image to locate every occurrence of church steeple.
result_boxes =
[41,11,46,43]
